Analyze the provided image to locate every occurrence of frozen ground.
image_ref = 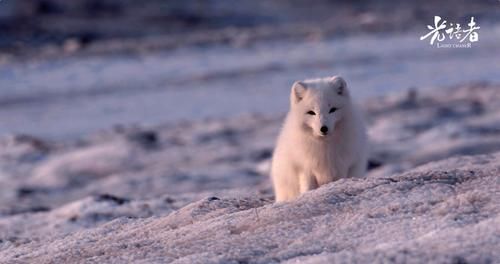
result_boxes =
[0,83,499,263]
[1,25,500,139]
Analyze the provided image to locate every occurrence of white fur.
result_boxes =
[271,76,368,202]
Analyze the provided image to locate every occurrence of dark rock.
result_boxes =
[127,130,159,149]
[9,134,51,153]
[16,187,49,198]
[96,194,130,205]
[164,197,175,204]
[17,187,36,198]
[36,1,64,15]
[471,100,484,115]
[30,206,51,213]
[250,148,272,162]
[367,159,383,170]
[84,0,123,17]
[400,87,419,109]
[197,128,238,144]
[9,206,51,215]
[77,32,100,46]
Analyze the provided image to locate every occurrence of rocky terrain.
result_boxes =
[0,83,499,263]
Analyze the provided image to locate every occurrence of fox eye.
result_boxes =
[306,110,316,115]
[329,107,338,113]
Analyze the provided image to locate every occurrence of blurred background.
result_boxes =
[0,0,499,139]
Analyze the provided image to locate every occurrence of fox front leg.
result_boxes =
[299,173,319,194]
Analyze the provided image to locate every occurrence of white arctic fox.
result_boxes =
[271,76,368,202]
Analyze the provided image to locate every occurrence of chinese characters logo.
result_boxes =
[420,16,480,48]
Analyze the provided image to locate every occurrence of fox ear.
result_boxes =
[330,76,348,96]
[291,81,307,103]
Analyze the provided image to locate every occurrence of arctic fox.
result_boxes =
[271,76,368,202]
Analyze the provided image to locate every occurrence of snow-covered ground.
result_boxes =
[0,83,499,263]
[1,26,500,139]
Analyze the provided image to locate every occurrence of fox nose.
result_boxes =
[320,126,329,135]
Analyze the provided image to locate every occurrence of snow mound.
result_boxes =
[1,153,498,263]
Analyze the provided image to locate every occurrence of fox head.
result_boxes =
[289,76,351,139]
